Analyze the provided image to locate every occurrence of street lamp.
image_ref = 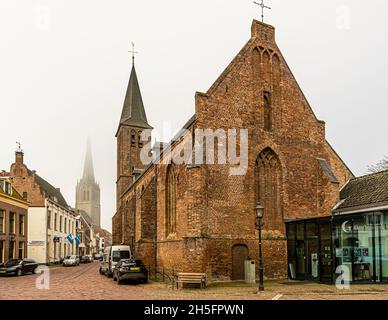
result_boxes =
[255,202,265,292]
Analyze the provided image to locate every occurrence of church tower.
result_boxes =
[76,139,101,227]
[116,57,152,208]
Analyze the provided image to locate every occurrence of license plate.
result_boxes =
[130,267,140,271]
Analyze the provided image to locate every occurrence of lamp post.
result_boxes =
[255,202,265,292]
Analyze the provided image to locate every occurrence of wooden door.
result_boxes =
[232,245,249,280]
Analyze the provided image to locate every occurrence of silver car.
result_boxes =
[63,255,80,267]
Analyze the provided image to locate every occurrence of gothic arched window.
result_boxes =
[263,92,272,131]
[255,148,282,230]
[138,130,143,149]
[131,130,137,148]
[165,165,176,236]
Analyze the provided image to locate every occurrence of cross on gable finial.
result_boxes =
[253,0,271,23]
[129,42,138,65]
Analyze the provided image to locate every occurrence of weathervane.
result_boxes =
[16,141,23,153]
[253,0,271,23]
[129,42,138,65]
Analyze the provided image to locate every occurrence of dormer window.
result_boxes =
[4,182,12,195]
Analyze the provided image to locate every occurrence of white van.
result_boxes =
[99,245,131,278]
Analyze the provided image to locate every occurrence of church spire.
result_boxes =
[82,138,95,182]
[117,50,153,135]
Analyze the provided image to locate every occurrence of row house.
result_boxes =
[0,177,29,263]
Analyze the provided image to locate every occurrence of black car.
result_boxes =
[113,259,148,284]
[0,259,39,276]
[80,256,89,264]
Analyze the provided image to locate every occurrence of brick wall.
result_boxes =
[114,20,353,281]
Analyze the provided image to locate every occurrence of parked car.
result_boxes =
[0,259,39,277]
[113,259,148,284]
[94,253,102,261]
[63,255,80,267]
[80,256,89,264]
[99,245,131,277]
[59,256,70,265]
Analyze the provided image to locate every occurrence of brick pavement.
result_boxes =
[1,262,388,300]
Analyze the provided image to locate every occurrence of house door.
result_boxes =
[232,245,249,280]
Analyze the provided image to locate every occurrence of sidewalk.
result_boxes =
[144,280,388,300]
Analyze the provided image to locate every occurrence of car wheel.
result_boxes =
[17,269,23,277]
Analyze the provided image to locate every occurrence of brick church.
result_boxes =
[112,20,353,280]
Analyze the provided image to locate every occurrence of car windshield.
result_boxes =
[112,251,130,262]
[69,256,77,259]
[5,259,21,267]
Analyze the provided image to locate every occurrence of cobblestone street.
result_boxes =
[1,262,388,300]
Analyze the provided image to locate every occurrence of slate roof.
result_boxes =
[317,158,339,184]
[333,170,388,213]
[117,64,153,134]
[28,169,68,208]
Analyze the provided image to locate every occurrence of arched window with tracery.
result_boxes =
[255,148,283,230]
[165,165,177,236]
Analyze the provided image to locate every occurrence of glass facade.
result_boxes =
[286,210,388,284]
[333,211,388,283]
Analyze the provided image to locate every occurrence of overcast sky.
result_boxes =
[1,0,387,231]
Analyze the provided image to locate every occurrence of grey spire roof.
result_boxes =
[82,138,95,183]
[118,64,152,132]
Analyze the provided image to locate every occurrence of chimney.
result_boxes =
[251,19,275,42]
[15,151,24,165]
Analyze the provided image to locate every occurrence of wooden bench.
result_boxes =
[175,273,207,289]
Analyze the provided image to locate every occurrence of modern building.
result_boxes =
[286,170,388,284]
[75,139,101,227]
[0,177,29,263]
[6,150,77,264]
[112,20,353,280]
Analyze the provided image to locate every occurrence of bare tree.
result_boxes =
[367,155,388,173]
